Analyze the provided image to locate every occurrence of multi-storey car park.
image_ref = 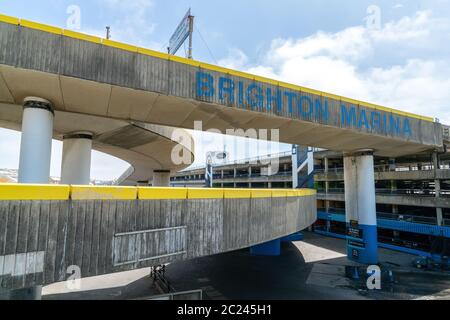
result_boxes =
[171,147,450,263]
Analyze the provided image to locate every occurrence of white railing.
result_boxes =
[181,151,292,172]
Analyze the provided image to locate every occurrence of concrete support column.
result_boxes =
[268,182,272,189]
[392,205,399,215]
[250,239,281,256]
[432,152,440,170]
[391,180,397,193]
[434,151,442,225]
[153,170,171,187]
[435,173,443,226]
[324,157,330,212]
[61,132,93,185]
[344,150,378,265]
[18,97,54,184]
[388,158,396,171]
[435,179,441,199]
[437,208,443,227]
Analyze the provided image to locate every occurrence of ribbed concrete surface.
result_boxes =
[0,194,316,291]
[0,21,444,157]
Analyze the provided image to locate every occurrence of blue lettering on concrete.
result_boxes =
[284,92,296,115]
[341,104,357,127]
[358,109,369,129]
[403,118,412,137]
[315,99,329,122]
[238,81,244,107]
[389,115,401,136]
[196,72,214,97]
[299,95,313,119]
[247,84,264,110]
[371,112,381,131]
[219,77,235,104]
[266,88,282,113]
[195,71,414,138]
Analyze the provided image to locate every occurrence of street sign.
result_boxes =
[168,9,193,56]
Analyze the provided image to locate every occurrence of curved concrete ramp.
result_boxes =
[0,15,444,157]
[0,103,194,184]
[0,184,316,291]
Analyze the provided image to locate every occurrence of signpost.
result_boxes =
[205,151,228,188]
[168,9,194,59]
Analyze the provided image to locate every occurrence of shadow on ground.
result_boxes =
[43,232,450,300]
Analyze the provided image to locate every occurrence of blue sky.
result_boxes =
[1,0,450,179]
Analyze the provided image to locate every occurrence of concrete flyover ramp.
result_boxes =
[0,184,316,291]
[0,105,194,185]
[0,14,445,158]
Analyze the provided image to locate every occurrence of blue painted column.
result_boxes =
[344,150,378,265]
[250,233,303,256]
[250,239,281,256]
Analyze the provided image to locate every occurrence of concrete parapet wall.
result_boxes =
[316,169,450,182]
[0,184,316,291]
[317,192,450,208]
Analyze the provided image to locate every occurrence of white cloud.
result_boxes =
[221,10,450,123]
[218,48,249,70]
[91,0,160,48]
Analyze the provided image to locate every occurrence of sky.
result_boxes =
[1,0,450,180]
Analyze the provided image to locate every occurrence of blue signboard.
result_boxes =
[169,9,191,55]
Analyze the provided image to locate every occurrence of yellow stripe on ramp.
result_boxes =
[138,187,187,200]
[0,184,70,200]
[187,188,224,199]
[70,186,137,200]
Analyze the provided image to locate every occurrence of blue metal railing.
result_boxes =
[317,209,450,238]
[317,188,450,198]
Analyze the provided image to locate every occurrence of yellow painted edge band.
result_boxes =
[251,189,273,199]
[138,187,187,200]
[137,47,169,60]
[187,188,224,199]
[286,190,298,197]
[63,29,102,44]
[0,184,70,200]
[1,13,434,122]
[297,189,317,196]
[103,39,138,53]
[224,189,252,199]
[0,14,20,25]
[20,19,63,35]
[272,189,288,198]
[0,183,316,201]
[70,186,137,200]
